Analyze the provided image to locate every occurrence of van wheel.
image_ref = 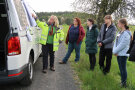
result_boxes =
[20,56,34,86]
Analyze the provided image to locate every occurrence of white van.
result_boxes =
[0,0,42,85]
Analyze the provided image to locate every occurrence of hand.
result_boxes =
[114,54,118,56]
[32,13,37,19]
[98,43,102,47]
[59,40,62,44]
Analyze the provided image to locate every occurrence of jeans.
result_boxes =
[63,42,82,62]
[99,47,112,72]
[42,44,55,69]
[117,56,128,83]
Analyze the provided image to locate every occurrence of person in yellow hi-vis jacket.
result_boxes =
[32,14,64,73]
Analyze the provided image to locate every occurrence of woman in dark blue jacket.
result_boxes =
[59,18,85,64]
[85,19,98,71]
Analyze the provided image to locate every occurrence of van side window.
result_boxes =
[13,0,29,30]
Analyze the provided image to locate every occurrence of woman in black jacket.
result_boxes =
[129,31,135,61]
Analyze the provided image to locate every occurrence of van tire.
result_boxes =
[20,56,34,86]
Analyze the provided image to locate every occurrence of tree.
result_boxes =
[58,17,62,25]
[65,18,73,25]
[61,17,65,24]
[73,0,135,28]
[37,12,97,24]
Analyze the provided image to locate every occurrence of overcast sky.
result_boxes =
[26,0,75,12]
[25,0,135,24]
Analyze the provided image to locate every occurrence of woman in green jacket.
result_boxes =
[85,19,99,71]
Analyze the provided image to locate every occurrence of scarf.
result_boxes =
[49,23,54,36]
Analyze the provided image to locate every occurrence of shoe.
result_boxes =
[121,82,127,88]
[50,67,55,71]
[59,61,66,64]
[75,61,79,63]
[103,70,109,75]
[42,69,47,73]
[103,71,107,75]
[100,66,104,71]
[90,67,94,71]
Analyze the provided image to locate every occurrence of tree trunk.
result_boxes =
[96,0,123,29]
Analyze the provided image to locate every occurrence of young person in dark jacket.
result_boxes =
[85,19,99,71]
[129,31,135,61]
[97,15,117,75]
[59,18,85,64]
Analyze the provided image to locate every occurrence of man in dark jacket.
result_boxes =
[97,15,117,75]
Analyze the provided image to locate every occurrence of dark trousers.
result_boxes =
[89,53,96,70]
[99,47,112,72]
[117,56,127,83]
[42,43,55,69]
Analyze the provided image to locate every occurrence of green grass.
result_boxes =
[62,24,135,90]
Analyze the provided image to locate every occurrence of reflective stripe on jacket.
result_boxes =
[36,19,64,51]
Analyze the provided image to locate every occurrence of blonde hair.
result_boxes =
[104,15,113,23]
[48,15,59,27]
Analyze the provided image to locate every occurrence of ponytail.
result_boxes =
[125,25,129,30]
[119,18,129,30]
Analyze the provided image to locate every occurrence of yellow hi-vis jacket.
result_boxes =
[36,19,64,51]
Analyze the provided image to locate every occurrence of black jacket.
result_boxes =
[129,31,135,61]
